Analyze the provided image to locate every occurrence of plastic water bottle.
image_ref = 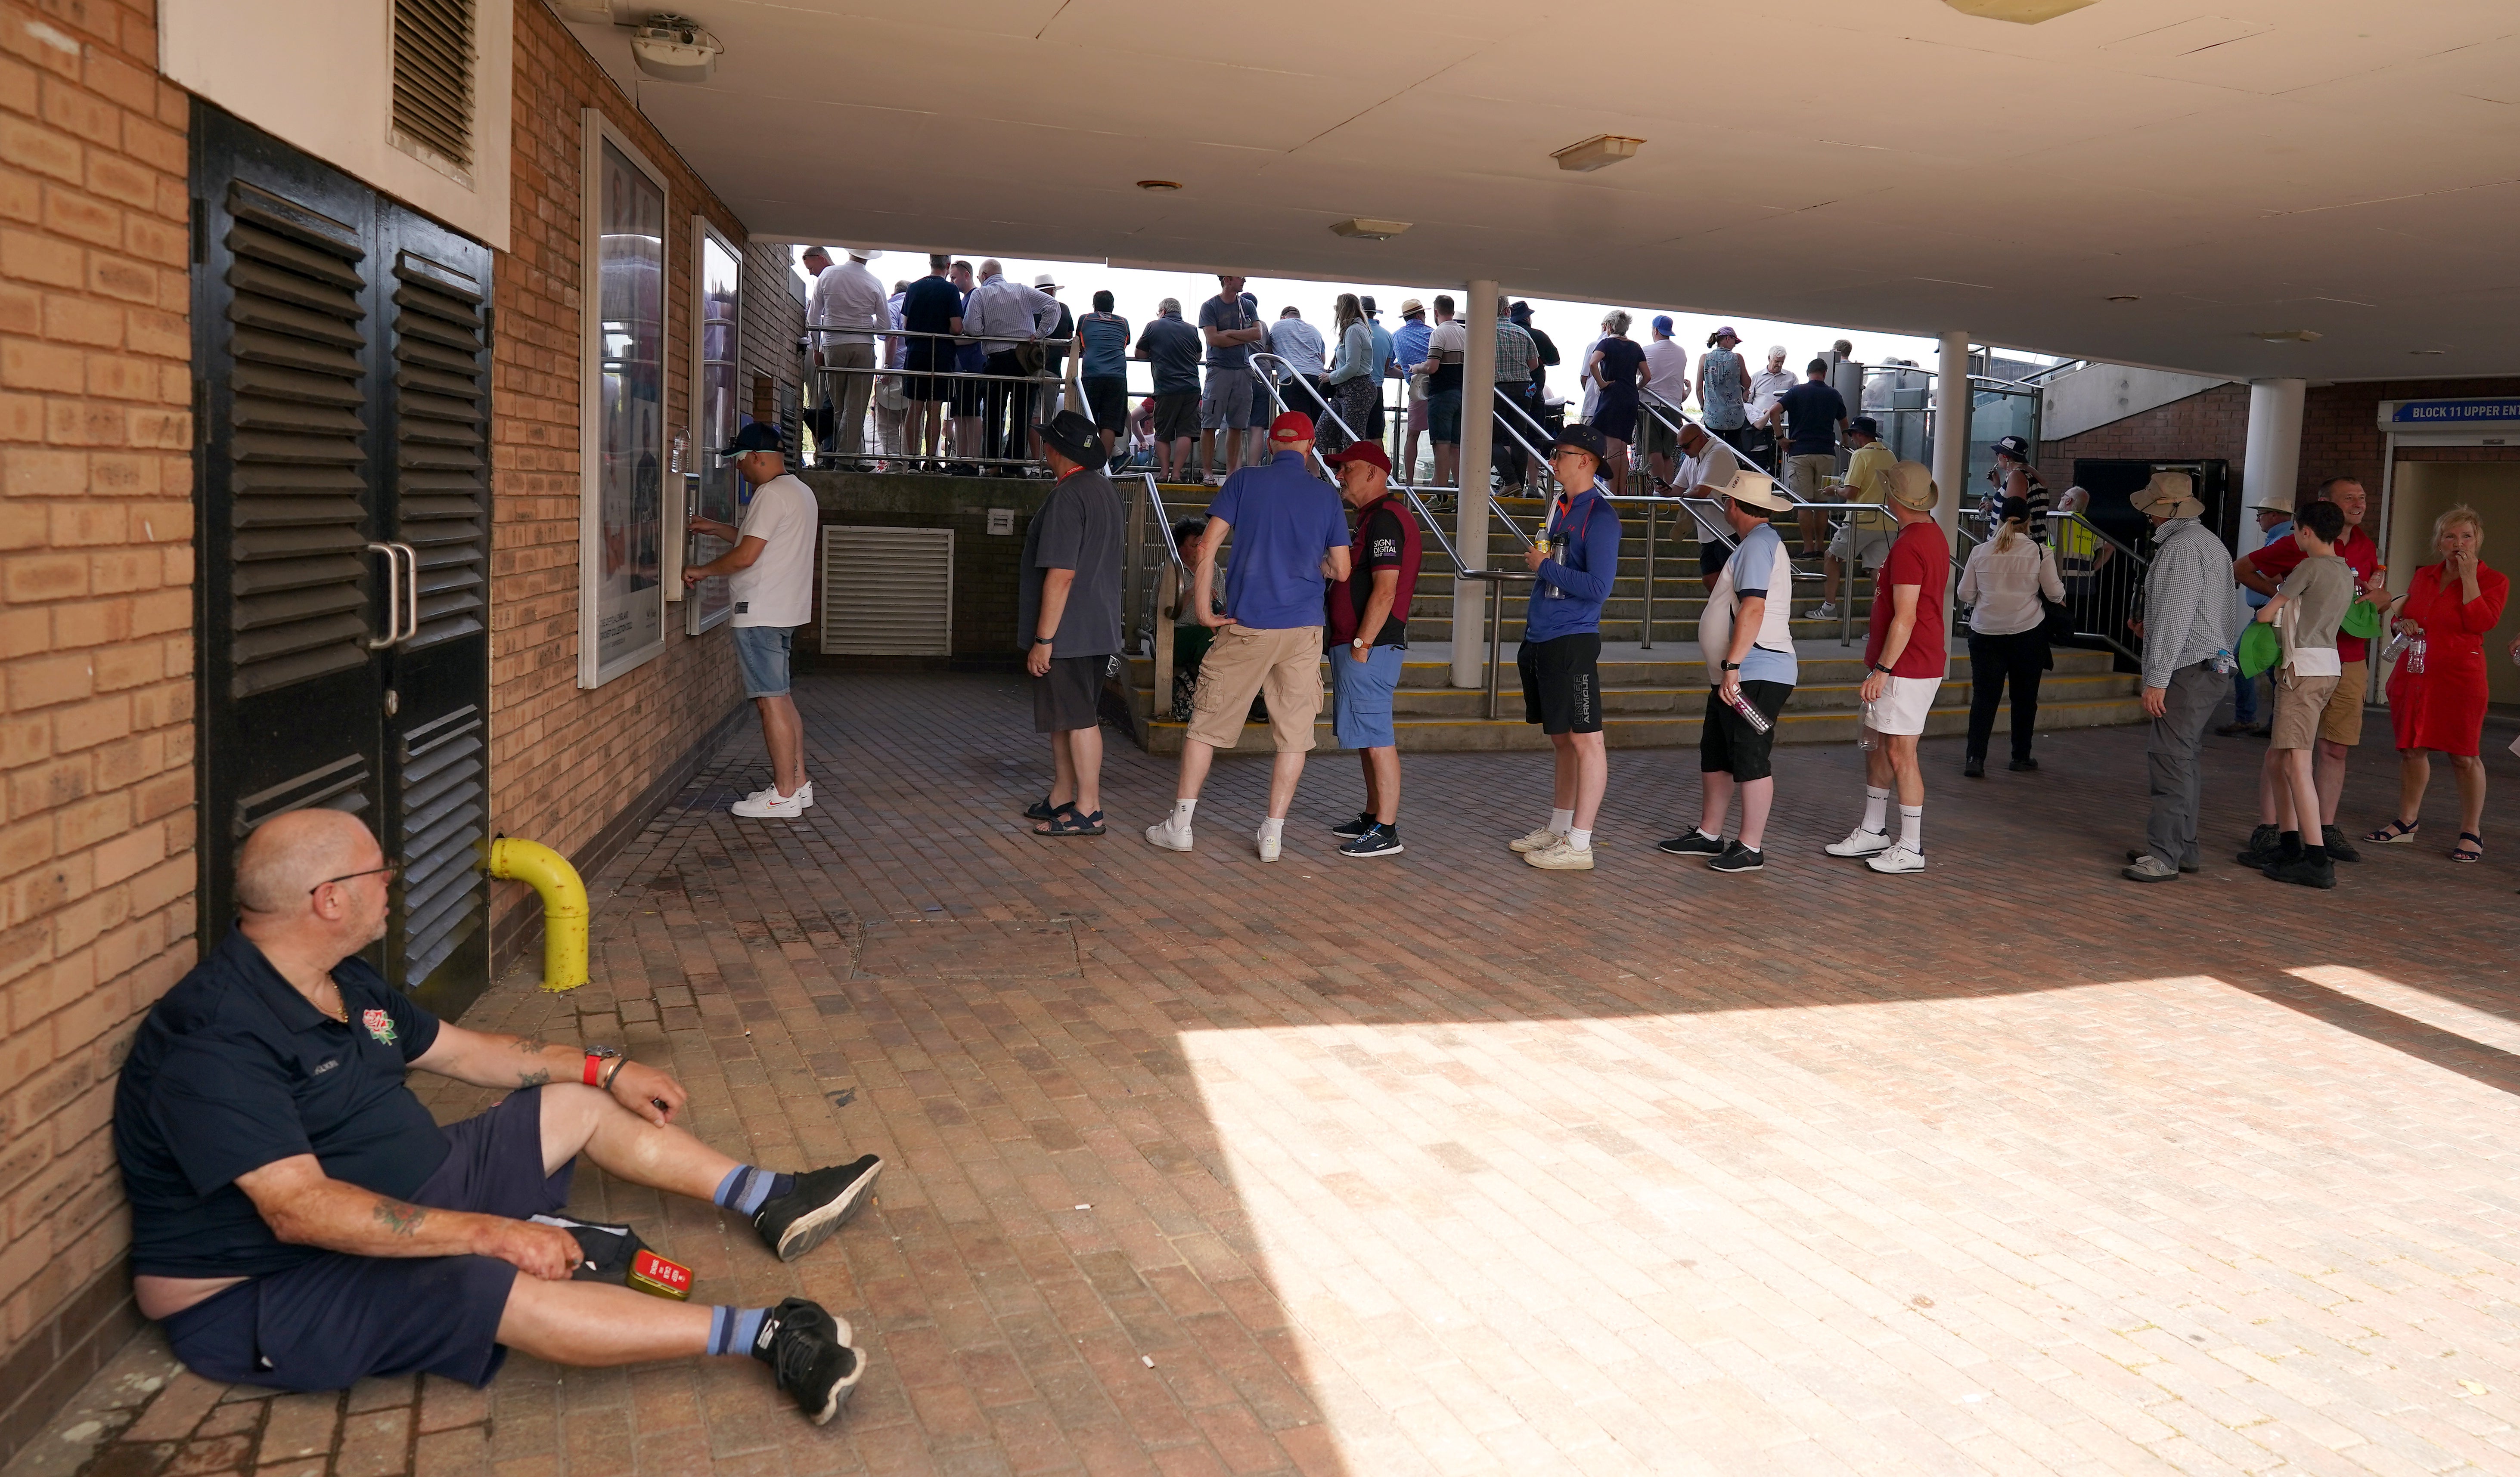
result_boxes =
[2379,628,2413,668]
[1723,686,1772,734]
[2407,637,2427,675]
[2208,648,2236,677]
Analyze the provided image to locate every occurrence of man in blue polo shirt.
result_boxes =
[1147,411,1349,862]
[1509,424,1623,872]
[113,810,883,1424]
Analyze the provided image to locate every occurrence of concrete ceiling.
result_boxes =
[561,0,2520,382]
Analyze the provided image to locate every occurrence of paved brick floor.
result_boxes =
[18,672,2520,1477]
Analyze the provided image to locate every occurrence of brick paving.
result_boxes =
[17,672,2520,1477]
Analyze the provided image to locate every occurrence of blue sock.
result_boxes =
[707,1306,770,1358]
[711,1166,797,1216]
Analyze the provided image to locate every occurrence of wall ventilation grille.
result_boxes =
[392,0,476,173]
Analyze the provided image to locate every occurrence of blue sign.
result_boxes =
[2391,399,2520,425]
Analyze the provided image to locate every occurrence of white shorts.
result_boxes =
[1827,523,1891,570]
[1862,674,1941,737]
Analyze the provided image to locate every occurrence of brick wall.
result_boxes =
[485,0,758,959]
[2299,376,2520,496]
[0,0,196,1462]
[740,237,803,438]
[799,471,1047,662]
[2040,381,2252,487]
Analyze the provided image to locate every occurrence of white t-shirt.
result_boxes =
[1641,339,1689,408]
[730,474,818,628]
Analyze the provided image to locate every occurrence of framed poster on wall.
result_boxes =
[577,110,670,687]
[686,219,742,635]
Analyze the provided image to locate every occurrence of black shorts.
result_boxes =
[1083,377,1129,435]
[1518,632,1603,734]
[158,1087,571,1392]
[903,342,949,403]
[1701,680,1791,782]
[948,365,986,416]
[1031,653,1107,733]
[1152,391,1199,444]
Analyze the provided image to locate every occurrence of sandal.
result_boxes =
[1023,795,1058,821]
[1033,804,1105,837]
[2452,831,2483,863]
[2362,817,2419,844]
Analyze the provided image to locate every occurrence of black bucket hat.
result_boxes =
[1035,409,1102,467]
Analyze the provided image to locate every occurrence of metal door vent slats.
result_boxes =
[233,753,371,837]
[397,704,484,987]
[391,0,476,172]
[820,526,954,656]
[390,252,489,650]
[223,183,373,698]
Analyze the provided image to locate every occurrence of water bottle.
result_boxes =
[2407,637,2427,675]
[1723,685,1772,734]
[2378,628,2413,668]
[2208,648,2236,677]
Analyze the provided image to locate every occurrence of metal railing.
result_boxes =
[806,326,1071,472]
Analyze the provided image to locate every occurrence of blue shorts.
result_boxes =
[732,623,794,697]
[1331,642,1404,750]
[160,1088,573,1392]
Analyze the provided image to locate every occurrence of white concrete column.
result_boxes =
[1451,281,1499,688]
[1931,330,1971,540]
[2241,378,2305,518]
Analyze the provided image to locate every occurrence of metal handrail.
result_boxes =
[1459,568,1539,718]
[1142,473,1189,574]
[1244,351,1467,571]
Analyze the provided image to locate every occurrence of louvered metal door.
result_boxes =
[194,105,494,1015]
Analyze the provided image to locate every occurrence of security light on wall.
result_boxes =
[631,13,721,82]
[1552,135,1643,173]
[1330,218,1409,241]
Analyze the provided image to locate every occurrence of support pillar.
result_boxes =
[1931,330,1971,542]
[2241,378,2305,521]
[1452,281,1499,689]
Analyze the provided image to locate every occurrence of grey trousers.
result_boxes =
[826,343,875,456]
[2144,660,2222,867]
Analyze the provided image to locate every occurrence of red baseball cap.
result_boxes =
[1268,411,1314,444]
[1322,441,1390,474]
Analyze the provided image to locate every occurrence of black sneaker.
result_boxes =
[754,1155,883,1262]
[754,1297,864,1426]
[1329,811,1375,839]
[1708,841,1764,873]
[2236,824,2282,867]
[1338,824,1403,858]
[1962,756,1985,778]
[2008,756,2039,772]
[2262,855,2337,890]
[2321,825,2361,863]
[1655,830,1725,857]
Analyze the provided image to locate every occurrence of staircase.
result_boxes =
[1112,492,2147,755]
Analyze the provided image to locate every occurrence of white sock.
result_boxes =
[1898,804,1922,851]
[1169,799,1197,829]
[1549,808,1575,833]
[1861,786,1890,834]
[1567,828,1592,851]
[1259,817,1285,842]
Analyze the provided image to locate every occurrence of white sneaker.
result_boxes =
[1256,826,1282,863]
[746,781,813,808]
[732,789,806,819]
[1524,839,1595,871]
[1812,601,1839,620]
[1508,827,1565,855]
[1865,843,1925,874]
[1824,827,1892,858]
[1145,820,1194,853]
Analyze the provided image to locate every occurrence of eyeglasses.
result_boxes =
[309,862,400,895]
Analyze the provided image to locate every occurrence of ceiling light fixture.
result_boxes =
[1329,217,1409,241]
[630,13,721,82]
[2106,294,2141,302]
[1135,179,1182,192]
[1942,0,2095,22]
[2410,348,2448,356]
[2253,328,2322,343]
[1552,134,1644,173]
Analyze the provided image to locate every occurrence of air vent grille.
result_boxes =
[392,0,476,171]
[391,250,489,648]
[820,526,953,656]
[397,704,485,988]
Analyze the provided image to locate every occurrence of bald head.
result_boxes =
[235,809,377,915]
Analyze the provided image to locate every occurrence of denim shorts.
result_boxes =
[732,623,794,697]
[1331,642,1404,750]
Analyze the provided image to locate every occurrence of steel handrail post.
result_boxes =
[1642,500,1656,649]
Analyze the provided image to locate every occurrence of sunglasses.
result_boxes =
[309,862,400,896]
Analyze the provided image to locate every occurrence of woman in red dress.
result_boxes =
[2362,505,2508,861]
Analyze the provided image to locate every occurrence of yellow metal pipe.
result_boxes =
[486,836,589,992]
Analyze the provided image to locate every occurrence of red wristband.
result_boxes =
[583,1052,604,1086]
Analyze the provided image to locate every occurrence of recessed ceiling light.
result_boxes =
[1329,217,1409,241]
[2106,294,2141,302]
[2252,328,2322,343]
[1136,180,1182,192]
[1552,135,1644,173]
[2409,348,2448,356]
[1943,0,2095,21]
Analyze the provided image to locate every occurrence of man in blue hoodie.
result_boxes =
[1510,424,1623,872]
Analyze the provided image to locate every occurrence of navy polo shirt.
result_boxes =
[113,927,448,1278]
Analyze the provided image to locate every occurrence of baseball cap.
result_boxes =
[1322,441,1391,474]
[717,421,784,459]
[1268,411,1315,445]
[1551,424,1608,462]
[1651,314,1674,335]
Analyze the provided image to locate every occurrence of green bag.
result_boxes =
[2238,620,2281,678]
[2340,598,2380,640]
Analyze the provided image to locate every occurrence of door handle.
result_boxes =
[366,542,403,648]
[394,542,420,641]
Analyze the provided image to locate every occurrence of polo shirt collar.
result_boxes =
[217,925,342,1036]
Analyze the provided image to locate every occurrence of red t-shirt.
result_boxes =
[2250,524,2378,662]
[1866,520,1949,678]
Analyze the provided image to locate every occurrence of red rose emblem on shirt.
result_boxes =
[362,1007,396,1046]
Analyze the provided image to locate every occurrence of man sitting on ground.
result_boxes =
[113,811,882,1422]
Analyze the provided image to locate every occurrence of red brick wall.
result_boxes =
[2040,381,2251,486]
[0,0,196,1461]
[2299,376,2520,497]
[486,1,759,954]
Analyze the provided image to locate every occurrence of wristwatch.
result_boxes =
[1871,663,1894,675]
[582,1045,623,1088]
[1719,660,1741,671]
[1031,635,1054,645]
[1351,638,1367,652]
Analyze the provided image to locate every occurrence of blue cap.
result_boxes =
[1651,314,1674,334]
[718,421,784,458]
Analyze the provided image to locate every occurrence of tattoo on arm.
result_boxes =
[517,1068,552,1087]
[373,1199,428,1237]
[512,1037,555,1056]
